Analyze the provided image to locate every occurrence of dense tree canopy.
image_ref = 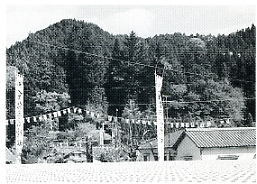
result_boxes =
[6,19,255,127]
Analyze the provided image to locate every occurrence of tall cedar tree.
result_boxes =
[6,19,255,125]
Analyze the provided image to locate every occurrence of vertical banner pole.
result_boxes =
[15,70,24,164]
[155,70,165,162]
[100,122,104,146]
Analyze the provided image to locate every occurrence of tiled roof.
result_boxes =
[6,147,16,163]
[184,127,256,148]
[138,130,184,149]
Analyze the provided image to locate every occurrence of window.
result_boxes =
[217,155,239,160]
[144,156,148,161]
[183,156,193,161]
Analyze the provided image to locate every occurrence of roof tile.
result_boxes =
[185,127,256,148]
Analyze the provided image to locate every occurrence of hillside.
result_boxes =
[6,19,256,125]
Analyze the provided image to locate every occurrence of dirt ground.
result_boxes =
[6,160,256,183]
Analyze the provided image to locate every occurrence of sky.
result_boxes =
[5,4,256,48]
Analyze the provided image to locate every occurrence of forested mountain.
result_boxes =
[6,19,255,126]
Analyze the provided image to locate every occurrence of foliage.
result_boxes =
[33,90,70,114]
[122,99,142,119]
[21,122,97,164]
[245,112,254,127]
[95,146,130,162]
[165,79,246,123]
[120,99,157,145]
[6,66,17,119]
[6,19,255,129]
[21,125,51,164]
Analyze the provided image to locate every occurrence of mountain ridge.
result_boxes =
[6,19,256,125]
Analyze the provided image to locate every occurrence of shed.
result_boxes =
[174,127,256,161]
[137,130,184,161]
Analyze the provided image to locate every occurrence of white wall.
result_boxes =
[176,136,201,160]
[202,146,256,161]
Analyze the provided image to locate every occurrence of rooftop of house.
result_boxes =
[177,127,256,148]
[138,127,256,150]
[138,130,184,150]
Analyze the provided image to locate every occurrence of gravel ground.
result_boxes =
[6,160,256,183]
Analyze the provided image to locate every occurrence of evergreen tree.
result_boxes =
[6,19,255,128]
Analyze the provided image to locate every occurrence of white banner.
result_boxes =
[53,112,57,118]
[26,117,30,123]
[108,115,112,122]
[43,114,47,120]
[90,111,95,118]
[100,122,104,146]
[15,71,24,164]
[57,111,61,117]
[73,107,77,113]
[155,72,164,162]
[62,109,67,115]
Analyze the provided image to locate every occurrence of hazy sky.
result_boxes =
[6,4,255,48]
